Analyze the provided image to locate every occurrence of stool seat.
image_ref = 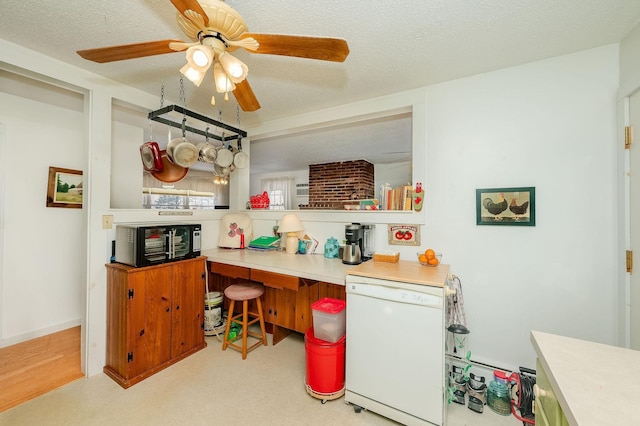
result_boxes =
[224,283,264,301]
[222,282,268,359]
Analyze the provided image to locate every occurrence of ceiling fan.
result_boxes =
[76,0,349,112]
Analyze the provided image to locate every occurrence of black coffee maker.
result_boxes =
[343,223,363,265]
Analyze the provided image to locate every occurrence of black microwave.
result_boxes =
[115,223,201,267]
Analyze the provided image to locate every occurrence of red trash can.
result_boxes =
[305,327,346,398]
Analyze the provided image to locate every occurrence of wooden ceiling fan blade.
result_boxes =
[170,0,209,25]
[243,33,349,62]
[233,80,261,112]
[77,39,184,63]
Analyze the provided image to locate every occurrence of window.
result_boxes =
[142,188,215,210]
[269,189,285,210]
[143,170,225,210]
[261,177,294,210]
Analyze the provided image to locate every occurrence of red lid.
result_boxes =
[311,297,346,314]
[304,327,346,345]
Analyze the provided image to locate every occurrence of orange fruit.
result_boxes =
[425,249,435,259]
[418,254,428,263]
[428,257,439,266]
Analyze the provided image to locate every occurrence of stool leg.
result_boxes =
[242,299,249,360]
[255,297,268,346]
[222,299,235,351]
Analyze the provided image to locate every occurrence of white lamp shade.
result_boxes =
[185,45,213,72]
[277,214,304,234]
[213,62,236,93]
[278,214,304,254]
[218,52,248,83]
[180,63,206,87]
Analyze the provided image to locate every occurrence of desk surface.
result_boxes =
[202,248,352,285]
[203,248,450,287]
[531,330,640,426]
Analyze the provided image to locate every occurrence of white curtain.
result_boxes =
[261,177,295,210]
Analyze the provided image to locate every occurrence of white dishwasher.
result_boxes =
[344,273,446,426]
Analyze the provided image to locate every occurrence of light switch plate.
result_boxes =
[102,215,114,229]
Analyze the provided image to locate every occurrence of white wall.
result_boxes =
[424,44,619,370]
[0,75,85,345]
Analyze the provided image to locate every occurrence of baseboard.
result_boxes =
[446,353,514,382]
[0,318,81,348]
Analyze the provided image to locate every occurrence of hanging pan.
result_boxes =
[197,127,217,163]
[139,141,163,172]
[150,150,188,183]
[232,137,249,169]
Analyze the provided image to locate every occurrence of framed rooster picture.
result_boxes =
[476,187,535,226]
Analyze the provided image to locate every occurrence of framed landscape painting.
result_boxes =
[47,167,83,208]
[476,187,535,226]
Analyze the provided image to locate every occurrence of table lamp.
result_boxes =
[278,214,304,254]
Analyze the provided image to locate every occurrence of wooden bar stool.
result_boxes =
[222,282,268,359]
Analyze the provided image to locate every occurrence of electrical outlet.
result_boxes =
[102,215,114,229]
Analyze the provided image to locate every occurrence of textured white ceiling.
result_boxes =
[1,1,639,173]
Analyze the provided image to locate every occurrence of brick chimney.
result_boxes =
[302,160,375,209]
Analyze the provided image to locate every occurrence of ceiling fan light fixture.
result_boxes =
[218,52,248,83]
[213,61,236,94]
[180,63,206,87]
[185,45,213,72]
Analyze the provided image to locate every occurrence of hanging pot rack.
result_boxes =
[148,104,247,143]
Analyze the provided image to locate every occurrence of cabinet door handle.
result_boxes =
[139,329,145,336]
[176,305,180,310]
[166,307,170,312]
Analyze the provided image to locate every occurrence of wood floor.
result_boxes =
[0,326,83,413]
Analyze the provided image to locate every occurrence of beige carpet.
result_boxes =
[0,331,520,425]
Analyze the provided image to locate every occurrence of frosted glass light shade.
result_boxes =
[180,63,206,87]
[219,52,248,83]
[186,45,213,72]
[213,62,236,93]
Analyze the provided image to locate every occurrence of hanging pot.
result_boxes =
[139,141,163,172]
[197,142,218,163]
[232,148,249,169]
[232,137,249,169]
[215,145,234,168]
[168,137,198,168]
[150,150,188,183]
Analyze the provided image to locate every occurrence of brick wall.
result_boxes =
[302,160,375,209]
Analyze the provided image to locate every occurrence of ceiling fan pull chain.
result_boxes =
[181,117,187,139]
[205,126,210,143]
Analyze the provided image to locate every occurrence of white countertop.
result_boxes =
[531,330,640,426]
[203,248,451,287]
[202,247,353,285]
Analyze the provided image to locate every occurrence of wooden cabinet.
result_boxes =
[207,260,347,345]
[104,257,207,388]
[535,358,569,426]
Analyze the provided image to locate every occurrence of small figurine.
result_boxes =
[413,182,424,212]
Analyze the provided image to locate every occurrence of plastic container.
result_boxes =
[487,379,511,416]
[305,327,346,394]
[311,298,346,343]
[204,292,223,331]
